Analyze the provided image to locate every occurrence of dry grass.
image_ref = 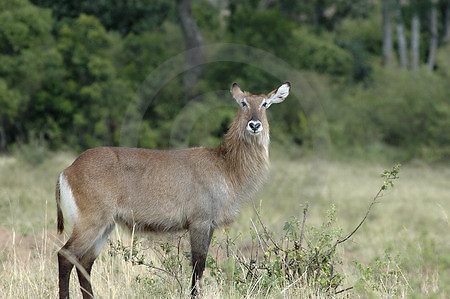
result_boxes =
[0,153,449,298]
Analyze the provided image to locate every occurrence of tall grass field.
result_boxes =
[0,153,449,298]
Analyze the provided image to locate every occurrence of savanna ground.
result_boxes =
[0,152,449,298]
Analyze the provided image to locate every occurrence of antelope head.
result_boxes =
[230,82,290,143]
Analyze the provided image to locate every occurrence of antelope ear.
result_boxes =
[266,82,290,105]
[230,82,245,103]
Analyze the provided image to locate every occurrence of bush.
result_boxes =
[337,16,383,56]
[355,251,408,297]
[324,63,450,161]
[12,136,50,166]
[290,28,354,78]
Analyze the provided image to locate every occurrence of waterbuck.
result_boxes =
[55,82,290,298]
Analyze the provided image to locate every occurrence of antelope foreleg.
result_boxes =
[189,223,214,297]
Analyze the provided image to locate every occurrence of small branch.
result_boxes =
[334,188,382,246]
[233,249,258,280]
[111,240,184,295]
[141,261,184,293]
[299,203,309,249]
[225,229,230,258]
[176,231,188,258]
[252,200,282,252]
[335,166,400,247]
[335,286,353,294]
[250,218,269,251]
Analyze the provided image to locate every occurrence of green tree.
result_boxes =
[277,0,373,31]
[56,14,139,148]
[31,0,175,35]
[0,0,63,149]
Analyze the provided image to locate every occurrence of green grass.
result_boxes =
[0,152,449,298]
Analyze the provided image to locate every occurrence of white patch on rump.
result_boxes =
[59,173,79,226]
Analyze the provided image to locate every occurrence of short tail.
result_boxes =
[56,178,64,234]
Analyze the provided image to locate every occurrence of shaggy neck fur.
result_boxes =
[218,116,270,199]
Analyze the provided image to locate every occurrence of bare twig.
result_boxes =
[334,188,382,246]
[225,230,230,258]
[335,286,353,294]
[176,231,188,258]
[252,200,282,252]
[335,166,400,247]
[110,240,184,295]
[250,218,268,251]
[141,261,184,293]
[299,203,309,249]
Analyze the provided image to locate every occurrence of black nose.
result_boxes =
[249,122,260,131]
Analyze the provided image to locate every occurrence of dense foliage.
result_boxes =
[0,0,448,161]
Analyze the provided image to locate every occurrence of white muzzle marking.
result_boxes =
[247,120,263,134]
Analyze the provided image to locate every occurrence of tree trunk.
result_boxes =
[258,0,273,10]
[0,122,6,151]
[427,0,438,71]
[176,0,204,89]
[445,0,450,41]
[383,0,394,66]
[396,5,408,69]
[411,13,421,71]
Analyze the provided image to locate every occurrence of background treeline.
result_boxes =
[0,0,449,161]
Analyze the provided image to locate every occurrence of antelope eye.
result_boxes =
[241,101,247,107]
[262,102,267,107]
